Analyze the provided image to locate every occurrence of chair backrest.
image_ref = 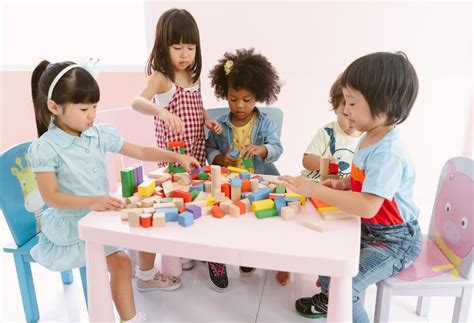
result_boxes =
[95,107,157,192]
[428,156,474,278]
[0,142,45,247]
[206,107,284,139]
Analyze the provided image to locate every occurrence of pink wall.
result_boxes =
[0,71,147,150]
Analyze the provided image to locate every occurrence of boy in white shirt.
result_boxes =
[276,75,363,286]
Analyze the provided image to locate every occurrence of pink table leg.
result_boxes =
[327,276,352,322]
[85,241,115,322]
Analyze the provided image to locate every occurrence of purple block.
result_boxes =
[186,204,202,219]
[133,164,143,186]
[191,167,204,175]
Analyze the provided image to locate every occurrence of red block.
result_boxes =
[173,190,192,203]
[191,173,199,180]
[192,180,204,186]
[167,141,186,147]
[179,207,187,213]
[329,162,339,174]
[140,214,152,228]
[221,183,231,198]
[211,205,225,218]
[221,167,228,174]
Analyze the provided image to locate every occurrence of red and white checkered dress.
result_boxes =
[154,85,206,167]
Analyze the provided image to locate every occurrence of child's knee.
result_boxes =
[108,251,132,275]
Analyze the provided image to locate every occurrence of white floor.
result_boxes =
[1,211,470,323]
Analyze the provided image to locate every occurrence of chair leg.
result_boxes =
[374,281,392,323]
[13,254,40,323]
[416,296,430,317]
[79,266,88,308]
[60,270,74,284]
[452,286,472,323]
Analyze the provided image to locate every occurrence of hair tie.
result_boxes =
[47,58,100,100]
[224,59,234,76]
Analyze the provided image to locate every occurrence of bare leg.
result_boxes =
[275,271,290,286]
[138,251,156,271]
[107,251,135,320]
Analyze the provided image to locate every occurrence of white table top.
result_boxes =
[79,202,361,277]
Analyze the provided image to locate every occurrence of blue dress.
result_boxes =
[28,122,124,271]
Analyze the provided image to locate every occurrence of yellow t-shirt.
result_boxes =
[232,112,257,169]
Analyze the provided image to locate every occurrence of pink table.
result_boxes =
[78,194,360,321]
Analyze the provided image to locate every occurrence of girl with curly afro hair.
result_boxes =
[207,48,283,175]
[205,48,284,289]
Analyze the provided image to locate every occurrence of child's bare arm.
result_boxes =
[119,141,200,172]
[279,175,383,218]
[302,153,321,171]
[35,172,124,211]
[132,72,184,134]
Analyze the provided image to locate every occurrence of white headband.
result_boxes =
[46,58,100,100]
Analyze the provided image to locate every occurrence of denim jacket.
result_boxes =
[206,108,283,175]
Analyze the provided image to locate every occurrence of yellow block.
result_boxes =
[317,206,338,212]
[251,199,275,212]
[285,193,306,205]
[138,180,156,197]
[206,196,215,206]
[228,166,247,173]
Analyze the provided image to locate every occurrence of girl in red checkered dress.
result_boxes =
[131,8,222,292]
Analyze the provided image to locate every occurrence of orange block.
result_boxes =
[309,197,332,209]
[233,200,246,214]
[179,207,187,213]
[167,141,186,147]
[211,205,225,218]
[221,183,231,198]
[241,179,251,192]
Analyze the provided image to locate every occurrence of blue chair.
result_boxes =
[206,107,284,139]
[0,142,87,322]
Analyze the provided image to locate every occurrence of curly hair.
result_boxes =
[209,48,281,104]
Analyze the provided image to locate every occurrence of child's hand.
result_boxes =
[176,154,201,172]
[158,109,184,135]
[278,175,316,197]
[240,144,267,159]
[90,196,124,211]
[321,178,350,191]
[205,118,223,135]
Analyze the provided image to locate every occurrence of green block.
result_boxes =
[169,166,186,174]
[120,168,135,192]
[242,156,254,169]
[255,208,278,219]
[167,147,173,152]
[275,186,286,194]
[198,173,209,180]
[179,147,185,154]
[191,190,199,201]
[161,198,173,203]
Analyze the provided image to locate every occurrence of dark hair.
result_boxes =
[329,74,345,111]
[146,8,201,83]
[31,60,100,137]
[209,48,281,104]
[341,51,418,125]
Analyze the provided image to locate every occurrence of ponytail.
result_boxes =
[31,60,51,137]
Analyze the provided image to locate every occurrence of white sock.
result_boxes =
[136,267,155,281]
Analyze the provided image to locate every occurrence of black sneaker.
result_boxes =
[295,292,328,319]
[207,262,228,292]
[239,266,256,276]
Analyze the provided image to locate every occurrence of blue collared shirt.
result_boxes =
[206,108,283,175]
[27,122,124,271]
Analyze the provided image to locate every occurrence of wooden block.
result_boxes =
[303,220,325,232]
[251,199,275,212]
[201,206,213,216]
[161,180,174,197]
[152,213,166,227]
[172,197,184,209]
[138,180,156,197]
[240,198,251,212]
[184,200,207,207]
[211,205,225,218]
[232,200,246,215]
[140,213,153,228]
[154,202,176,209]
[121,208,143,221]
[255,208,278,219]
[140,195,161,208]
[285,193,306,205]
[288,201,302,213]
[231,186,242,201]
[219,202,232,214]
[128,211,141,227]
[249,178,259,192]
[204,181,212,193]
[229,204,241,217]
[281,206,296,221]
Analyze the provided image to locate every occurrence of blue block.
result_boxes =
[240,172,251,179]
[230,178,242,188]
[178,211,194,227]
[248,188,271,202]
[191,167,205,175]
[229,149,239,159]
[284,197,299,203]
[157,207,179,222]
[274,197,286,215]
[189,183,204,192]
[241,192,251,199]
[186,205,202,219]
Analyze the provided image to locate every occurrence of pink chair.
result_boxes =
[374,157,473,322]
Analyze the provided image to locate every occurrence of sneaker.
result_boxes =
[207,262,229,292]
[295,292,328,319]
[136,272,182,292]
[181,258,196,270]
[239,266,256,276]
